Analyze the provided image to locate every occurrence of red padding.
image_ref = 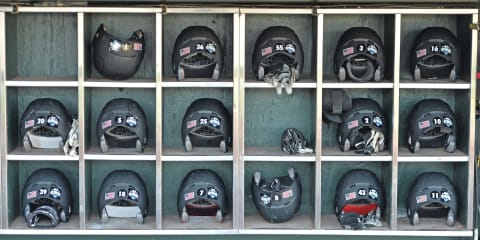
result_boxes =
[343,203,378,216]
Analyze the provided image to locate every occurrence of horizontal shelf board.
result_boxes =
[322,79,394,89]
[15,6,163,13]
[9,215,79,230]
[162,214,233,230]
[7,147,79,161]
[162,147,233,161]
[7,7,478,15]
[398,147,469,162]
[244,78,316,88]
[85,78,156,88]
[167,7,239,14]
[396,217,467,232]
[244,147,315,162]
[240,8,313,14]
[87,213,156,230]
[318,8,478,15]
[321,147,392,162]
[6,77,78,87]
[244,213,314,230]
[162,77,233,88]
[400,79,470,89]
[85,146,156,160]
[240,229,473,237]
[1,228,471,236]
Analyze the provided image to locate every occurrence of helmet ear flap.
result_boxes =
[212,63,221,80]
[257,65,265,81]
[342,138,351,152]
[59,209,68,222]
[445,134,456,153]
[446,208,455,226]
[23,204,32,222]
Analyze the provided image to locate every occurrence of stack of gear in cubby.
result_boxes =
[334,169,384,230]
[173,26,223,81]
[280,128,313,154]
[20,98,74,153]
[93,24,145,80]
[177,169,228,223]
[406,99,456,153]
[181,98,232,153]
[407,172,457,226]
[410,27,461,81]
[96,98,148,153]
[337,98,387,155]
[22,168,73,228]
[251,168,302,223]
[253,26,304,95]
[334,27,385,83]
[98,170,148,224]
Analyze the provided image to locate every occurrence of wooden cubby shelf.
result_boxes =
[0,5,477,238]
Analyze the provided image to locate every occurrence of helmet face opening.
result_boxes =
[260,53,296,70]
[111,200,136,207]
[106,126,138,139]
[186,199,220,216]
[421,127,448,139]
[181,53,216,67]
[190,125,223,138]
[343,202,378,216]
[421,55,450,67]
[31,126,60,137]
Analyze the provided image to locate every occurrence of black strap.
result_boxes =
[26,205,60,228]
[346,60,375,82]
[339,212,363,230]
[331,90,343,115]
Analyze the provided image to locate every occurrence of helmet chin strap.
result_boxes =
[26,205,60,228]
[346,60,375,82]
